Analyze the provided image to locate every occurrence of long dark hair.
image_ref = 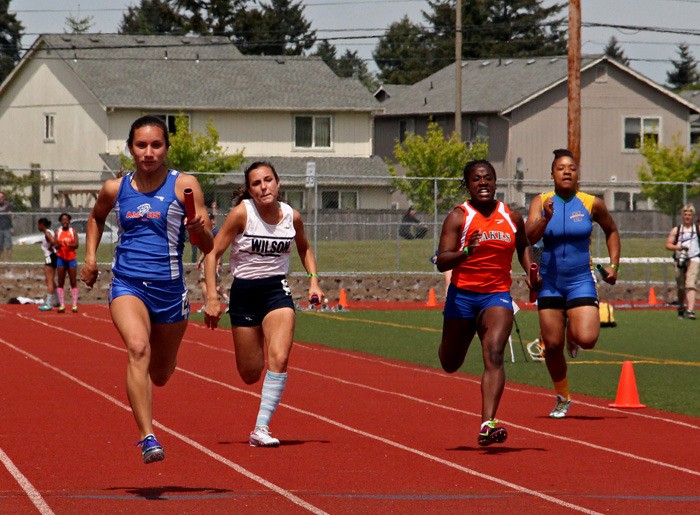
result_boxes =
[232,161,281,206]
[127,115,171,148]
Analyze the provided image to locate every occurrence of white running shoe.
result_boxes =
[549,395,572,419]
[249,425,280,447]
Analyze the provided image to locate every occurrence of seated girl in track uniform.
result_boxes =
[203,161,324,447]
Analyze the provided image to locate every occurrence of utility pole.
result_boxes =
[568,0,581,163]
[455,0,462,137]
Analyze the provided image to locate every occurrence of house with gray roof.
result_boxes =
[375,55,700,211]
[0,34,386,210]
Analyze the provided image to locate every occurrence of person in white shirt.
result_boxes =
[203,161,324,447]
[666,204,700,319]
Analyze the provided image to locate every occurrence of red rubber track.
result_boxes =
[0,304,698,514]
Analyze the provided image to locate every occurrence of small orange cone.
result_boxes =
[426,287,438,307]
[648,287,659,305]
[338,288,348,308]
[609,361,646,408]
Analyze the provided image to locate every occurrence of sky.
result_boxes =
[9,0,700,86]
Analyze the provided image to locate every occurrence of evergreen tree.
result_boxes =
[336,49,378,92]
[0,0,24,84]
[374,16,431,85]
[233,0,315,56]
[65,14,95,34]
[172,0,243,37]
[667,43,699,91]
[312,39,339,74]
[119,0,187,35]
[603,36,629,66]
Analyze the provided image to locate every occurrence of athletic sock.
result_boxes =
[71,287,78,307]
[57,288,65,306]
[45,293,53,306]
[554,378,570,401]
[255,370,287,428]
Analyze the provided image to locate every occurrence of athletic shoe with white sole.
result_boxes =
[549,395,572,419]
[38,304,52,311]
[249,425,280,447]
[136,434,164,464]
[477,420,508,446]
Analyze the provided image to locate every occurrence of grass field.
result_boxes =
[195,308,700,418]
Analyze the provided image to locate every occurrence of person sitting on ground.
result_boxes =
[399,206,428,240]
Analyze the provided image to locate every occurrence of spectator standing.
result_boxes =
[55,213,79,313]
[37,217,58,311]
[0,191,13,261]
[665,204,700,319]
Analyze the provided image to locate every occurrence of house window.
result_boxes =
[624,116,660,150]
[44,113,55,142]
[468,116,488,143]
[399,118,415,143]
[295,115,332,148]
[150,113,190,134]
[690,117,700,146]
[283,190,305,211]
[320,190,358,209]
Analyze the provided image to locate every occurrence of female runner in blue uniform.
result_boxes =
[81,115,214,463]
[526,149,620,418]
[203,161,324,447]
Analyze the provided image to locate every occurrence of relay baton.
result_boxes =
[184,188,198,246]
[596,263,609,279]
[528,263,539,303]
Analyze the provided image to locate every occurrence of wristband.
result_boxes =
[610,264,619,271]
[307,272,318,278]
[462,246,471,257]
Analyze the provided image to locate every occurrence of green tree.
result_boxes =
[0,0,24,84]
[119,0,187,35]
[666,43,699,91]
[374,16,431,85]
[0,168,43,211]
[335,50,378,92]
[638,135,700,221]
[387,121,488,213]
[312,39,338,73]
[603,36,629,66]
[65,13,95,34]
[233,0,315,55]
[120,114,245,191]
[173,0,243,37]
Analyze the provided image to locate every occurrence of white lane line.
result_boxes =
[0,447,54,515]
[0,337,326,515]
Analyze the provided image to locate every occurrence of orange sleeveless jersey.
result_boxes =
[55,227,78,261]
[450,200,517,293]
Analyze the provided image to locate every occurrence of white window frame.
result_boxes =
[43,113,55,142]
[623,116,660,152]
[294,115,332,149]
[150,113,191,134]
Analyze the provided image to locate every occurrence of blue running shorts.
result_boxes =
[109,273,189,323]
[443,284,514,320]
[56,257,77,269]
[228,275,295,327]
[537,270,598,310]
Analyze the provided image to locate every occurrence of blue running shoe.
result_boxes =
[38,304,52,311]
[136,434,164,464]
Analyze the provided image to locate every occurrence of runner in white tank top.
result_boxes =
[203,161,324,447]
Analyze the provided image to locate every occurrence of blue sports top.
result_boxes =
[539,191,595,280]
[112,170,187,280]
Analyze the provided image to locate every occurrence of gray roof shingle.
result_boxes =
[34,34,379,112]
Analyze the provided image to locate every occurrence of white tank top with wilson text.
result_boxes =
[230,199,296,279]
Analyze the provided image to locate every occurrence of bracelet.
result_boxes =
[462,246,471,257]
[307,272,318,278]
[610,264,619,271]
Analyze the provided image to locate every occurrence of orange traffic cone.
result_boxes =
[609,361,646,408]
[426,287,438,307]
[647,287,659,305]
[338,288,348,308]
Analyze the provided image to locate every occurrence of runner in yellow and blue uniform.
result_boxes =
[526,149,620,419]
